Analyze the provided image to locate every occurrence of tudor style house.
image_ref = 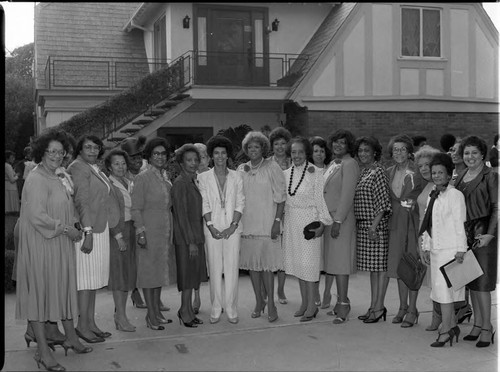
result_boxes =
[34,2,498,149]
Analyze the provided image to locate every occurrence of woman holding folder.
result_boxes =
[421,153,468,347]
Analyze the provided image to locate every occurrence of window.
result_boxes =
[401,7,441,57]
[154,15,167,71]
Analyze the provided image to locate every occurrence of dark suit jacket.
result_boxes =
[67,156,119,233]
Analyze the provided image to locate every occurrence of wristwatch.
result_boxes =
[206,221,214,228]
[230,221,239,227]
[275,217,281,222]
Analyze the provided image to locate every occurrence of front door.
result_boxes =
[195,5,268,86]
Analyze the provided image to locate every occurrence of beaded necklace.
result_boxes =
[288,161,308,196]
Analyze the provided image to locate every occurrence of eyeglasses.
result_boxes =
[392,147,408,154]
[152,151,168,158]
[45,149,67,158]
[83,144,101,152]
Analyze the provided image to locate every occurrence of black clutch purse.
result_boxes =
[303,221,321,240]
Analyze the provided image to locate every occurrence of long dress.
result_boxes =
[282,162,333,282]
[131,167,176,288]
[5,162,19,213]
[323,155,359,275]
[238,158,287,272]
[171,172,208,291]
[15,164,78,321]
[354,164,392,272]
[386,162,425,278]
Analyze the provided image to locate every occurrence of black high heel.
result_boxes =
[132,298,147,309]
[294,308,306,317]
[476,328,495,348]
[251,302,266,318]
[145,315,164,331]
[75,328,104,343]
[61,341,93,357]
[463,325,482,341]
[430,330,454,347]
[451,326,460,342]
[456,305,473,324]
[300,308,319,322]
[363,307,387,323]
[358,308,373,321]
[192,317,203,325]
[401,311,419,328]
[33,352,66,371]
[24,333,56,351]
[177,311,198,328]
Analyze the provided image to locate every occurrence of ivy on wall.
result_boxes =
[56,63,184,140]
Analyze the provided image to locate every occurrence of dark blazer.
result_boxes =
[171,172,205,246]
[109,183,125,239]
[455,165,498,236]
[68,156,119,233]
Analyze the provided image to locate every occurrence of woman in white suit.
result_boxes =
[198,135,245,325]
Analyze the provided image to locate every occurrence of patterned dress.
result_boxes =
[282,163,333,282]
[354,164,392,272]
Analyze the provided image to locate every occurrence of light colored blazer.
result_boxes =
[422,184,467,252]
[68,156,119,233]
[323,155,360,222]
[198,168,245,233]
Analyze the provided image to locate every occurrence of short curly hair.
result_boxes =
[174,143,200,165]
[103,149,130,173]
[286,136,313,159]
[328,129,356,157]
[31,129,72,163]
[143,137,171,160]
[309,136,332,165]
[206,135,234,159]
[354,136,383,162]
[75,135,105,158]
[242,131,271,157]
[430,152,454,177]
[458,135,488,159]
[414,145,440,164]
[269,127,292,147]
[5,150,16,162]
[387,134,414,157]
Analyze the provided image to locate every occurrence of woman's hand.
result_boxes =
[66,225,82,242]
[271,220,281,240]
[80,233,93,254]
[422,250,430,265]
[116,237,128,252]
[189,243,199,258]
[208,226,223,240]
[454,251,466,263]
[330,222,341,239]
[137,232,147,249]
[221,224,237,240]
[368,228,379,241]
[474,234,495,249]
[313,222,325,238]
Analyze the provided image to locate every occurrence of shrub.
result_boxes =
[5,231,15,251]
[5,250,16,293]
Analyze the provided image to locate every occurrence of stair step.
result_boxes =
[120,128,139,134]
[144,109,166,117]
[171,93,190,100]
[132,119,153,125]
[156,100,179,109]
[108,137,127,142]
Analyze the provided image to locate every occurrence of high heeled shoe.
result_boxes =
[430,330,454,347]
[92,330,111,339]
[75,328,104,343]
[131,289,147,309]
[114,317,136,332]
[451,325,460,342]
[363,307,387,323]
[392,306,408,324]
[358,308,373,321]
[332,302,350,324]
[268,305,279,323]
[33,352,66,371]
[476,328,495,348]
[131,298,147,309]
[177,311,198,328]
[61,341,93,356]
[24,333,56,351]
[145,315,164,331]
[463,325,482,341]
[156,315,173,324]
[251,303,266,318]
[300,308,319,322]
[456,306,473,324]
[192,317,203,325]
[401,311,419,328]
[293,308,306,317]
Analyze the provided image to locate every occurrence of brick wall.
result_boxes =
[304,111,499,153]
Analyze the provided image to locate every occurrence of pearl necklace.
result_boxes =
[250,158,265,176]
[288,161,308,196]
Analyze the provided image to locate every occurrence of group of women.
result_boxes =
[14,125,497,371]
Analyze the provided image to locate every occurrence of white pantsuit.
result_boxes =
[198,169,245,320]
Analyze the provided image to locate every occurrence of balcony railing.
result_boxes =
[43,51,309,90]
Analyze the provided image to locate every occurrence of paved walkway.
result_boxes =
[3,271,498,371]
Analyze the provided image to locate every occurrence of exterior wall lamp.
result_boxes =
[271,18,279,32]
[183,15,190,29]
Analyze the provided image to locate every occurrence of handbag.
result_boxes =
[397,208,426,291]
[397,252,427,291]
[439,249,483,291]
[303,221,321,240]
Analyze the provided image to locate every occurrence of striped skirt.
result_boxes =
[75,224,110,290]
